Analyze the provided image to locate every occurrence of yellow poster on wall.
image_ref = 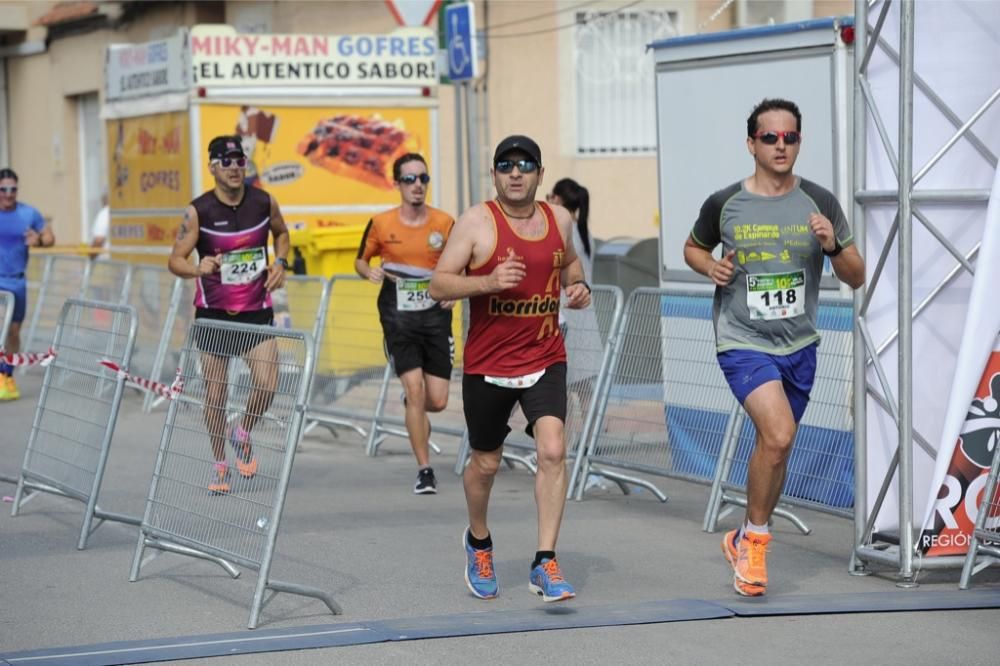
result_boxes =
[107,112,191,210]
[196,104,433,206]
[109,214,179,247]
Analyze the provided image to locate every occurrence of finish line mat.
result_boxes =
[3,590,999,665]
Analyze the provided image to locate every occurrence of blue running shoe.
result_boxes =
[463,528,499,599]
[529,557,576,602]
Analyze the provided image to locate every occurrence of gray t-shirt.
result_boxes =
[690,177,853,355]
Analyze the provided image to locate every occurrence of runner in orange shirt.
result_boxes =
[356,153,455,494]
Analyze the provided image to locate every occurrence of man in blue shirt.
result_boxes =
[0,168,55,400]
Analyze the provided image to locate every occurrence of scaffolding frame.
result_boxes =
[852,0,1000,583]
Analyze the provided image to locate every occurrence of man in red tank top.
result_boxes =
[430,136,591,602]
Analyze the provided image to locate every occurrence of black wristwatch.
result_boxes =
[823,239,843,258]
[570,279,592,294]
[275,257,290,270]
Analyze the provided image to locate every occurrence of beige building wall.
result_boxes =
[250,0,849,242]
[474,0,852,242]
[2,0,851,246]
[1,1,222,243]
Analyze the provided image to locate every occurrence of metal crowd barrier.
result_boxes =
[365,363,445,457]
[124,266,188,411]
[275,274,332,396]
[23,252,46,333]
[22,255,90,356]
[83,258,133,304]
[21,257,133,361]
[145,275,195,412]
[575,287,725,501]
[10,299,139,549]
[368,304,470,459]
[703,297,856,533]
[225,274,331,435]
[0,289,12,350]
[305,275,388,443]
[959,444,1000,589]
[572,288,858,528]
[129,319,339,629]
[131,271,332,415]
[0,290,14,485]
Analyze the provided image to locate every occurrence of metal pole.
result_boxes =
[481,79,491,201]
[851,0,871,576]
[454,82,466,214]
[0,59,9,167]
[466,81,481,205]
[896,0,917,587]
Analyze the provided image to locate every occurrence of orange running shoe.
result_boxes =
[227,426,258,478]
[721,529,768,597]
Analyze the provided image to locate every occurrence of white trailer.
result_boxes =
[651,17,855,284]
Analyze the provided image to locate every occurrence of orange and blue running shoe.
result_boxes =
[529,557,576,602]
[227,426,258,478]
[721,529,769,596]
[463,528,499,599]
[208,461,231,495]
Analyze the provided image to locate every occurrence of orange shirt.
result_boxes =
[357,206,454,278]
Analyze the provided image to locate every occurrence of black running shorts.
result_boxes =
[193,307,275,357]
[462,362,567,452]
[378,286,454,379]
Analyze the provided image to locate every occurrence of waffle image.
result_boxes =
[297,114,418,190]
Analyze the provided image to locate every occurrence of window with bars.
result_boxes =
[575,9,678,155]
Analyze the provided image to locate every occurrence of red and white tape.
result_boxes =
[97,360,184,401]
[0,347,57,367]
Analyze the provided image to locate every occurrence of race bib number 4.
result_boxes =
[396,277,433,311]
[746,270,805,321]
[220,247,266,285]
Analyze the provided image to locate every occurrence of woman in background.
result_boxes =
[548,178,592,281]
[547,178,601,438]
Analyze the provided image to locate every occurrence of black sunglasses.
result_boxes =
[494,159,539,174]
[398,173,430,185]
[0,186,16,194]
[755,131,801,145]
[212,156,247,168]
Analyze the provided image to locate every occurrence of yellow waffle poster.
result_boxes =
[197,104,433,206]
[107,111,192,210]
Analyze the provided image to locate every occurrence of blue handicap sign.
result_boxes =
[445,3,477,82]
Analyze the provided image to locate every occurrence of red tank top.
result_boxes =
[464,200,567,376]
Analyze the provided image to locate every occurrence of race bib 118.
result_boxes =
[746,270,805,321]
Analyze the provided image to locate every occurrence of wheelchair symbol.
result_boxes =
[448,13,472,78]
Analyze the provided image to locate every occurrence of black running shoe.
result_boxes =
[414,467,437,495]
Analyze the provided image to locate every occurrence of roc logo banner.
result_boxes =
[923,348,1000,555]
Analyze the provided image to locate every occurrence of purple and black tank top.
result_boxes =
[192,187,273,313]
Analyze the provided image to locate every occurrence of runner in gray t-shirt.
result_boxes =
[690,177,853,354]
[683,98,865,598]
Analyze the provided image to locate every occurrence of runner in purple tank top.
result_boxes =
[168,135,291,495]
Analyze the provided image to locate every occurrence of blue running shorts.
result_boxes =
[717,343,817,423]
[0,277,27,323]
